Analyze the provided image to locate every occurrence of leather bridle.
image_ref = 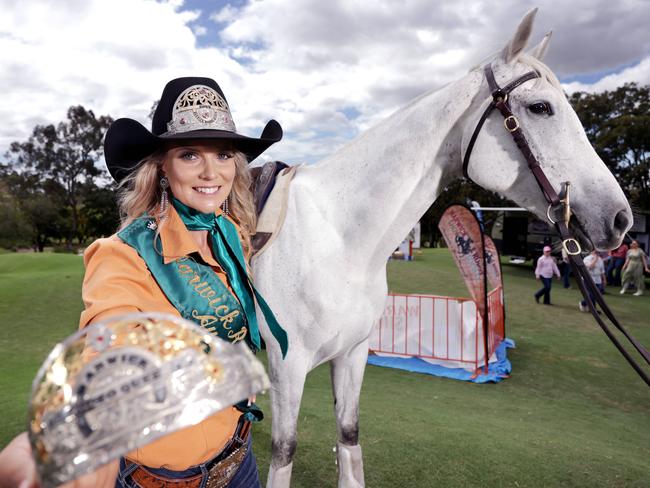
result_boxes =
[463,64,650,387]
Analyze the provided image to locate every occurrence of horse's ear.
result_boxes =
[529,31,553,61]
[500,8,538,64]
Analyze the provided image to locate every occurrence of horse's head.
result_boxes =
[461,9,632,250]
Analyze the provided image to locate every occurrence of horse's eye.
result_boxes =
[528,102,553,115]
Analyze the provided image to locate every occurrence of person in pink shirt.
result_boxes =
[534,245,561,305]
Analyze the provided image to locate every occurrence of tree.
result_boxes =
[0,177,31,250]
[0,167,69,251]
[420,180,512,247]
[21,193,69,251]
[78,181,120,241]
[7,106,113,247]
[570,83,650,209]
[148,100,159,121]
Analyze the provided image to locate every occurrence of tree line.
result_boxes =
[1,83,649,251]
[0,106,117,251]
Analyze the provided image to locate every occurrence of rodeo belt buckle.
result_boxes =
[29,312,270,488]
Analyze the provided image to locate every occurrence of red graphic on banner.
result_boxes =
[484,235,502,290]
[438,205,486,323]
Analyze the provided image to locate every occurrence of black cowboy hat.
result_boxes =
[104,77,282,182]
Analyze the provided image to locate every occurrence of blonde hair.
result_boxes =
[117,148,257,258]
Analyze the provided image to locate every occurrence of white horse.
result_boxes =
[253,9,632,487]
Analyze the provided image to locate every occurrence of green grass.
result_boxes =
[0,253,85,438]
[1,250,649,487]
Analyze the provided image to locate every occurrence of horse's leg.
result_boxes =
[330,339,369,488]
[266,356,308,488]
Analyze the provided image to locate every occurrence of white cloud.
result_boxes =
[0,0,242,153]
[562,57,650,94]
[210,5,239,24]
[215,0,650,161]
[0,0,648,167]
[193,25,208,36]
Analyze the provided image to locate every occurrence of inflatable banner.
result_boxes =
[439,205,487,321]
[484,235,503,290]
[439,205,489,368]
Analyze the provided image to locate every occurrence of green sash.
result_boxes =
[118,213,285,421]
[169,198,288,359]
[118,217,252,348]
[171,197,289,358]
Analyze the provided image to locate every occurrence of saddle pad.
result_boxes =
[252,164,301,257]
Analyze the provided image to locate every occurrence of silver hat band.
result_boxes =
[165,85,236,135]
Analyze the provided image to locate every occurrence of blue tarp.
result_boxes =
[367,338,515,383]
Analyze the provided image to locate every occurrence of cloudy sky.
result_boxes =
[1,0,649,166]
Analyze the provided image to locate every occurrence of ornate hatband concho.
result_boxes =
[165,85,236,135]
[28,312,269,487]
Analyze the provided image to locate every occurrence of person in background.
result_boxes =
[579,250,606,312]
[534,245,560,305]
[561,247,572,289]
[620,240,650,296]
[606,242,628,287]
[468,199,484,229]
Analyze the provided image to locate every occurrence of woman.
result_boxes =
[0,77,287,488]
[534,245,560,305]
[579,249,606,312]
[620,240,650,296]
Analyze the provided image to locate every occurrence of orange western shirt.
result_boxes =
[79,206,241,470]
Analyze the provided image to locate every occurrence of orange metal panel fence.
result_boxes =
[369,287,504,372]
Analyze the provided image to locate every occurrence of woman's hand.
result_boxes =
[59,461,119,488]
[0,432,37,488]
[0,432,119,488]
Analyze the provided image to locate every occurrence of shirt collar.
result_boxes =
[159,205,223,267]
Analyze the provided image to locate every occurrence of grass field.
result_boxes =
[1,250,649,487]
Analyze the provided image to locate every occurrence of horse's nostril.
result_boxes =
[613,210,630,233]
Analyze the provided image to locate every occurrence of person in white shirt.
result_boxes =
[579,250,606,312]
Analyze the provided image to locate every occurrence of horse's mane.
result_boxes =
[470,52,564,92]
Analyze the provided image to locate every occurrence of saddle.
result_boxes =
[249,161,299,256]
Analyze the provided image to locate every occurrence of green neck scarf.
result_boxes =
[171,197,288,358]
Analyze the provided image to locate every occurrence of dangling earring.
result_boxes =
[221,195,229,216]
[159,176,169,219]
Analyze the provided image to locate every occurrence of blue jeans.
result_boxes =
[581,282,605,309]
[116,436,261,488]
[535,277,553,304]
[606,257,625,286]
[561,261,571,288]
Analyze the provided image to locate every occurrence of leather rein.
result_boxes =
[463,64,650,387]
